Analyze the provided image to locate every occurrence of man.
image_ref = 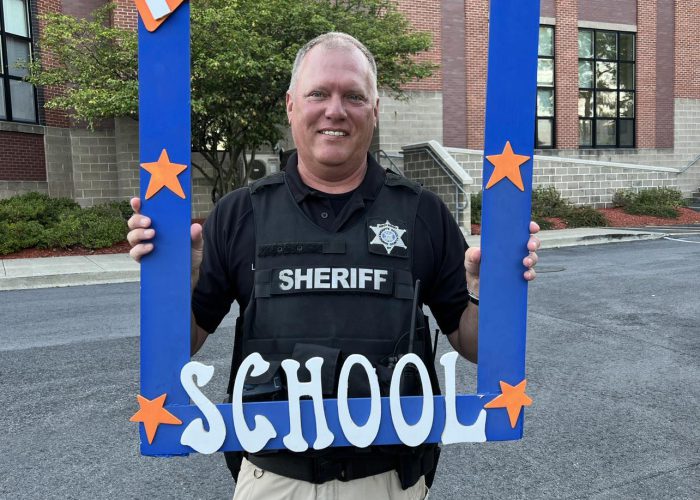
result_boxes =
[128,32,539,499]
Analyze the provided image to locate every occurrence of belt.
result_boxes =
[246,452,397,484]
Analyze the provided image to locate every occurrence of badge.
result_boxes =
[369,220,407,256]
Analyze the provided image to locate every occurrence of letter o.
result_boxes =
[389,353,434,447]
[337,354,381,448]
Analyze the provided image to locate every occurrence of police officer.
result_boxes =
[128,32,540,500]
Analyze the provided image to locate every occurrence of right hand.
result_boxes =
[126,197,204,272]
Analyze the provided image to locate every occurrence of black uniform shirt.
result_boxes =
[193,154,470,336]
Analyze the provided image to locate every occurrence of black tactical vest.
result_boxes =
[241,170,433,398]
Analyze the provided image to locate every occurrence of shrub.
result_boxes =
[470,191,482,224]
[78,209,127,249]
[613,187,686,218]
[633,187,686,208]
[564,206,608,228]
[0,221,45,255]
[0,192,79,225]
[39,214,82,249]
[532,218,554,230]
[612,189,635,208]
[625,203,679,218]
[532,186,569,218]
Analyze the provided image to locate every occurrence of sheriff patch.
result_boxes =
[368,219,408,257]
[271,267,394,295]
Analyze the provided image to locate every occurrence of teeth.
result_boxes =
[321,130,347,136]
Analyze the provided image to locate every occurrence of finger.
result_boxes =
[129,242,153,263]
[527,235,541,252]
[130,197,141,214]
[191,223,203,252]
[127,228,155,247]
[127,213,151,231]
[529,220,540,234]
[465,246,481,265]
[523,251,538,268]
[524,268,537,281]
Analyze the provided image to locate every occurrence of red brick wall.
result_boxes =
[541,0,556,18]
[636,1,657,148]
[0,132,46,181]
[62,0,105,19]
[554,0,579,149]
[111,0,138,30]
[674,0,700,99]
[396,0,442,91]
[441,0,466,147]
[464,0,489,149]
[656,0,674,148]
[579,0,636,25]
[36,0,69,128]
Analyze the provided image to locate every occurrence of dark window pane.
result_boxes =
[596,61,617,89]
[539,26,554,56]
[596,32,617,59]
[0,84,6,119]
[10,80,36,121]
[619,33,635,61]
[579,120,592,147]
[596,91,617,117]
[3,0,29,37]
[596,119,617,146]
[6,38,31,77]
[579,30,593,58]
[538,59,554,86]
[537,119,553,147]
[620,63,634,90]
[579,90,594,117]
[620,92,634,118]
[537,89,554,117]
[579,61,593,88]
[619,120,634,146]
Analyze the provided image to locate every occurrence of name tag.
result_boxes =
[271,267,393,295]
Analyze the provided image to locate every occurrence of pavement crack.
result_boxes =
[572,461,700,499]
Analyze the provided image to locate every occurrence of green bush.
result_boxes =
[612,187,686,218]
[39,214,82,249]
[612,189,635,208]
[470,191,482,224]
[564,206,608,228]
[0,192,79,225]
[78,209,127,249]
[532,186,569,218]
[0,220,45,254]
[625,203,679,218]
[532,218,554,230]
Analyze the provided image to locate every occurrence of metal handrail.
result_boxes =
[415,146,469,227]
[679,153,700,174]
[372,149,403,176]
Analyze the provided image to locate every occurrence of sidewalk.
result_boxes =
[0,228,665,291]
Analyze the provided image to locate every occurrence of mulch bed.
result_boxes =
[2,210,698,259]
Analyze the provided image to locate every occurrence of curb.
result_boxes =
[0,270,140,292]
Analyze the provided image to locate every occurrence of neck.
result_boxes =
[296,159,368,194]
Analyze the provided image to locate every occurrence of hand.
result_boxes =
[464,220,541,292]
[126,198,204,272]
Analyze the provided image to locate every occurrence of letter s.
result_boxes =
[180,361,226,454]
[278,269,294,291]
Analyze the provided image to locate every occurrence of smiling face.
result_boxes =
[286,45,379,183]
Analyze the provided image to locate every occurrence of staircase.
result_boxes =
[689,188,700,212]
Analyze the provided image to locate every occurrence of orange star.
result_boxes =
[485,141,530,191]
[133,0,186,32]
[484,379,533,428]
[141,148,187,200]
[130,393,182,444]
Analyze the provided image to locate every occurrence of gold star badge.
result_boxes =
[141,148,187,200]
[484,379,533,428]
[130,393,182,444]
[485,141,530,191]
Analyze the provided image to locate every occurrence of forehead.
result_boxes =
[296,45,373,92]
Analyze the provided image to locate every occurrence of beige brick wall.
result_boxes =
[378,90,443,155]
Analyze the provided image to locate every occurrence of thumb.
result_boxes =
[191,223,204,268]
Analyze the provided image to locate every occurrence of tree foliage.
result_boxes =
[28,0,435,201]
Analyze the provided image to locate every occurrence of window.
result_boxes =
[0,0,37,123]
[536,25,555,148]
[578,29,635,148]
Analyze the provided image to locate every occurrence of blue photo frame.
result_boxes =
[132,0,540,456]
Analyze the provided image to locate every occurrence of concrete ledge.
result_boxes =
[0,270,139,291]
[465,228,666,249]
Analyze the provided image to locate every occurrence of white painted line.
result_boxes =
[663,236,700,244]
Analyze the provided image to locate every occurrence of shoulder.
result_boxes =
[205,186,253,238]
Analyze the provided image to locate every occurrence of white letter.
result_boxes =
[278,269,294,291]
[314,268,331,289]
[332,268,350,288]
[359,268,373,288]
[374,269,388,291]
[439,352,486,444]
[282,357,334,452]
[389,354,434,447]
[295,268,313,289]
[337,355,381,448]
[180,361,226,454]
[232,353,277,453]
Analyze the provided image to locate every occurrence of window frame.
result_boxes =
[535,24,555,149]
[578,28,635,149]
[0,0,38,124]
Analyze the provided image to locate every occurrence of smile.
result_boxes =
[320,130,348,136]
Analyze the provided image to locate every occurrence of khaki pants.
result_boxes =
[233,457,428,500]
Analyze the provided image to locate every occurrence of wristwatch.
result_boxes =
[467,289,479,306]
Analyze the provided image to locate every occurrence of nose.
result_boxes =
[324,94,347,120]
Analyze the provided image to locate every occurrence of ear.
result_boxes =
[373,97,379,127]
[286,91,293,123]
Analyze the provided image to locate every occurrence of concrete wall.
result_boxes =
[377,90,443,155]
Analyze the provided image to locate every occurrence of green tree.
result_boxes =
[28,0,434,202]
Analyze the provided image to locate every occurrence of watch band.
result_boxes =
[467,289,479,306]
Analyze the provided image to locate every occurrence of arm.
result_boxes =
[447,222,541,363]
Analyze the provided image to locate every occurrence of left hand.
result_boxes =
[465,221,541,294]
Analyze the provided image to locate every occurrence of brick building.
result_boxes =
[1,1,699,218]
